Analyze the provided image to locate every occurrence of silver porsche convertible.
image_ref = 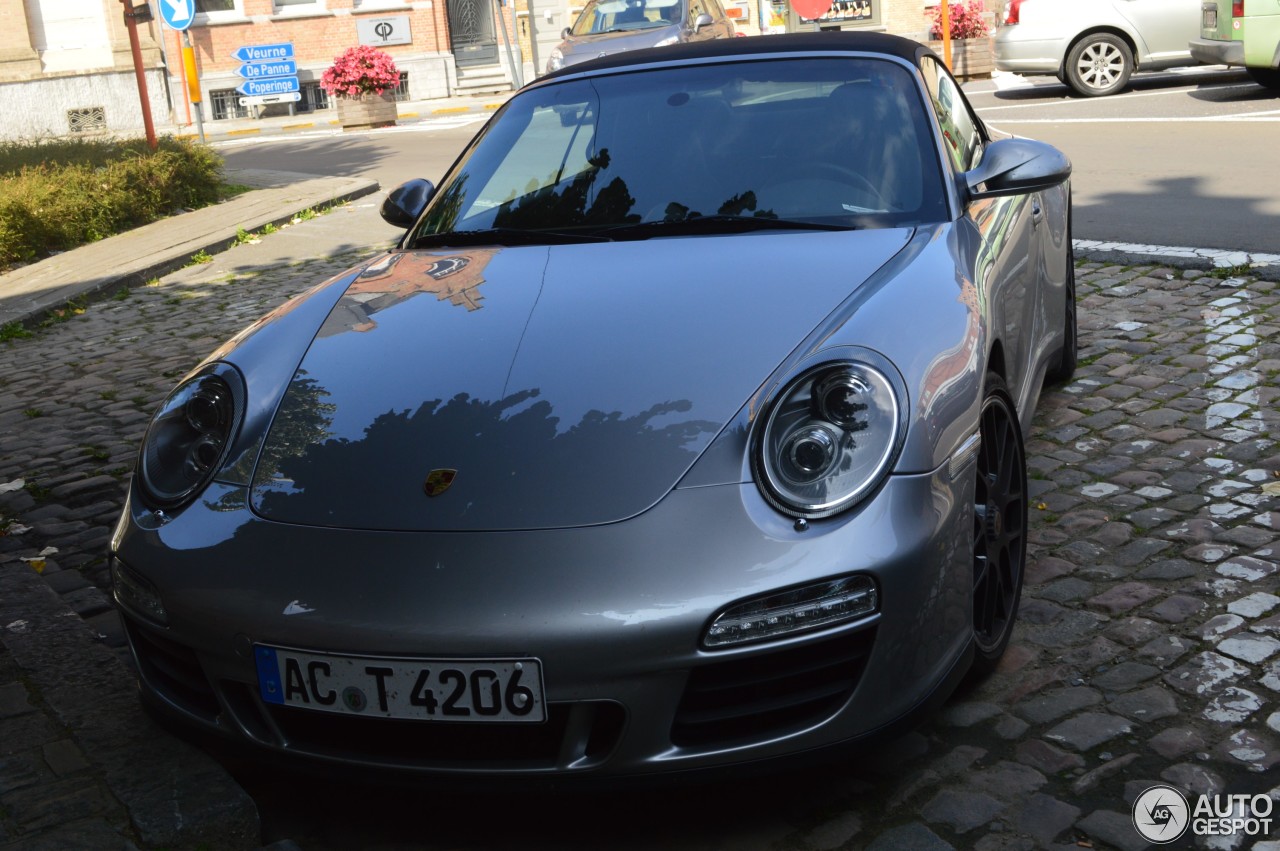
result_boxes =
[111,32,1074,778]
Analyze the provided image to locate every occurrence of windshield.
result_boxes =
[570,0,682,35]
[410,57,948,245]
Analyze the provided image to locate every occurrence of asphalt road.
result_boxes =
[219,65,1280,256]
[963,66,1280,253]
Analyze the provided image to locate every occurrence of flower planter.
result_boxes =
[928,37,995,81]
[335,91,398,131]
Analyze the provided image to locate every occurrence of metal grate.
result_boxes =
[300,80,329,111]
[394,71,410,102]
[67,106,107,134]
[209,88,250,121]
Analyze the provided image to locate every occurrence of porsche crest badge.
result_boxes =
[423,469,457,497]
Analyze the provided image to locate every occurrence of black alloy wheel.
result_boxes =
[971,372,1027,673]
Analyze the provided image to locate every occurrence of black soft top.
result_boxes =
[540,31,931,83]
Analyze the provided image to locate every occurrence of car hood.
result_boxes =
[249,229,911,531]
[557,27,678,65]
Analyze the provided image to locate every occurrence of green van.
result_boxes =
[1190,0,1280,88]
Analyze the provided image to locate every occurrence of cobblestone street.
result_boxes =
[2,239,1279,848]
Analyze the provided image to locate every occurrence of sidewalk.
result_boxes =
[0,168,380,330]
[173,91,512,144]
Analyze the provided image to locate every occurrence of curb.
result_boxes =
[1074,240,1280,281]
[0,171,380,330]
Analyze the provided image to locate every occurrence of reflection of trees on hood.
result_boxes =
[252,386,719,529]
[254,371,337,485]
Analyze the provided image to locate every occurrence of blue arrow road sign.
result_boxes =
[237,77,301,97]
[231,43,295,62]
[159,0,194,31]
[236,60,298,80]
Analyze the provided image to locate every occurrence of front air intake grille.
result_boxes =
[122,616,221,722]
[671,628,876,748]
[266,700,626,770]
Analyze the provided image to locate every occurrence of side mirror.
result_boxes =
[693,12,714,31]
[964,139,1071,200]
[562,26,571,38]
[380,179,436,229]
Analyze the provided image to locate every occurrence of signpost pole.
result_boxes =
[182,30,206,144]
[496,0,524,89]
[940,0,952,69]
[119,0,158,149]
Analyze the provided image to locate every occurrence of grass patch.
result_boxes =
[22,408,41,418]
[188,249,213,265]
[1209,263,1252,280]
[40,297,86,326]
[0,137,223,272]
[0,321,32,342]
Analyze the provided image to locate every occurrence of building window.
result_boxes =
[394,72,410,101]
[209,89,250,121]
[275,0,323,8]
[300,81,330,111]
[195,0,243,22]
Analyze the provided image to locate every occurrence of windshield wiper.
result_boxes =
[411,227,609,248]
[595,215,857,241]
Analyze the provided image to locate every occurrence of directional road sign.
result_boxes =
[237,77,301,97]
[159,0,194,31]
[231,43,296,62]
[236,59,298,80]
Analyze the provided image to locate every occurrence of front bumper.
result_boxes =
[1189,37,1244,66]
[113,460,975,778]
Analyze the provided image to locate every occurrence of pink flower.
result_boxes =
[320,45,400,97]
[928,0,989,40]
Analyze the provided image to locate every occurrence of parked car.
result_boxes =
[112,32,1074,780]
[995,0,1204,96]
[1190,0,1280,89]
[546,0,735,73]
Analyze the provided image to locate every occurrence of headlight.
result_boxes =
[138,365,245,510]
[547,48,564,72]
[753,362,901,518]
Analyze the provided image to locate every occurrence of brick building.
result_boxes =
[0,0,984,140]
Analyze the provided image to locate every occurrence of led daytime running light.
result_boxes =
[704,576,878,648]
[111,558,169,625]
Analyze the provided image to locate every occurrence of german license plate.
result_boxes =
[1204,8,1217,27]
[254,645,546,723]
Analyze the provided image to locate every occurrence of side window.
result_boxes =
[920,57,984,173]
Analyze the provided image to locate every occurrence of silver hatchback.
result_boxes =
[994,0,1203,96]
[546,0,736,72]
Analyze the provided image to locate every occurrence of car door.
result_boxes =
[920,56,1042,410]
[1114,0,1202,62]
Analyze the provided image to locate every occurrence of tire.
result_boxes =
[1246,67,1280,90]
[970,372,1027,676]
[1044,201,1077,384]
[1064,33,1133,97]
